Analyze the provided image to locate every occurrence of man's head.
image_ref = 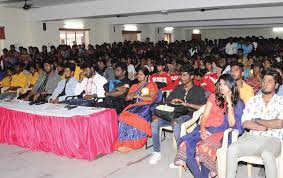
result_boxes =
[64,63,76,79]
[6,67,14,76]
[204,58,213,72]
[29,64,36,74]
[156,60,165,73]
[43,60,54,74]
[81,62,94,78]
[194,68,207,81]
[10,45,15,51]
[261,69,282,94]
[115,62,127,79]
[237,49,243,57]
[2,48,8,55]
[179,64,194,85]
[42,45,47,53]
[98,60,107,71]
[271,62,283,78]
[262,58,272,70]
[15,64,23,74]
[230,61,244,81]
[251,62,262,76]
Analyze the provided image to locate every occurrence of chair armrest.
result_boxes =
[221,128,234,149]
[180,105,206,137]
[231,130,239,143]
[281,142,283,158]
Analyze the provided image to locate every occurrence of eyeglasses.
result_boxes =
[261,79,275,84]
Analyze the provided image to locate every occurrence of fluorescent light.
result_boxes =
[164,27,174,31]
[64,21,84,29]
[193,29,200,34]
[273,27,283,32]
[124,24,138,31]
[164,27,174,33]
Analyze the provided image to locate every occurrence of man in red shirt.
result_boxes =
[148,60,173,91]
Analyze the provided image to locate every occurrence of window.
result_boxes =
[122,30,141,42]
[59,28,89,45]
[164,33,172,43]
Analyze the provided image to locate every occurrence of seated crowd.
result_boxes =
[0,36,282,178]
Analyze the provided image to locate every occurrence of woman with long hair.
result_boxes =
[174,74,245,178]
[115,67,162,153]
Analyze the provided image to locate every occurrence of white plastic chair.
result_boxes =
[177,121,238,178]
[217,131,283,178]
[160,105,206,150]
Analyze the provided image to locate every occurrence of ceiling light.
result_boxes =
[273,27,283,32]
[192,29,200,34]
[64,21,84,29]
[124,24,138,31]
[164,27,174,33]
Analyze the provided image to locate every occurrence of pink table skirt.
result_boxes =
[0,107,118,160]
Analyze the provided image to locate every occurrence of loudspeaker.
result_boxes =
[43,23,46,31]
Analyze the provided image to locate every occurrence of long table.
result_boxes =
[0,101,118,160]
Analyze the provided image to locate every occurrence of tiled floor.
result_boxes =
[0,133,264,178]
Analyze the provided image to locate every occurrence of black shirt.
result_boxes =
[104,77,132,100]
[166,84,207,116]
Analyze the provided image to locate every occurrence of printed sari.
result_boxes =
[114,82,162,150]
[175,100,245,178]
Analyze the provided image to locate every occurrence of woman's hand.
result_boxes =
[200,128,209,140]
[224,91,233,106]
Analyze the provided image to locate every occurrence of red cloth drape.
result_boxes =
[0,107,118,160]
[0,27,5,39]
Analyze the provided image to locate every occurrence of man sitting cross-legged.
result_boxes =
[226,69,283,178]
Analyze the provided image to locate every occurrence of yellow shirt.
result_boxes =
[0,76,12,87]
[10,72,28,88]
[61,66,82,81]
[239,81,254,103]
[28,72,39,86]
[74,66,82,81]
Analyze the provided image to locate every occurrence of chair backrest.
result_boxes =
[182,105,206,135]
[194,105,206,124]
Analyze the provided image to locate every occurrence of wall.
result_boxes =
[199,28,283,40]
[0,8,31,50]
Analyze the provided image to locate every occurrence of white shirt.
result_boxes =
[225,42,237,55]
[127,64,136,81]
[241,94,283,141]
[252,42,258,51]
[75,73,107,98]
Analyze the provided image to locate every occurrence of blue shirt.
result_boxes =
[50,77,78,102]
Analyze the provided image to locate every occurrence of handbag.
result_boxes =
[154,103,190,122]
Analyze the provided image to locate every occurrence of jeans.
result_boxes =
[226,134,281,178]
[151,114,192,152]
[0,92,17,100]
[61,98,96,107]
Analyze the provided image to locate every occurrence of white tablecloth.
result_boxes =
[0,100,105,117]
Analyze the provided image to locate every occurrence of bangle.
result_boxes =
[227,104,233,108]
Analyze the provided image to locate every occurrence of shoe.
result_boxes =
[148,152,161,165]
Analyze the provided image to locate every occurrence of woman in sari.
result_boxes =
[175,74,245,178]
[115,67,162,153]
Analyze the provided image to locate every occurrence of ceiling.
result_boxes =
[1,0,283,30]
[0,0,97,7]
